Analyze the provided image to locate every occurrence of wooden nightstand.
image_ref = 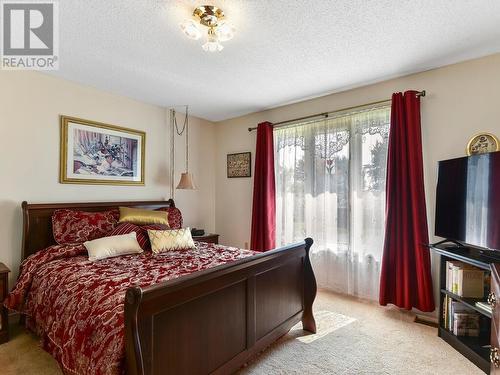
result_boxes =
[0,263,10,344]
[192,233,219,244]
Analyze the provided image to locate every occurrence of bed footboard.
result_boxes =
[124,238,316,375]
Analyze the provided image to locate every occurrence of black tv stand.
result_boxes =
[432,239,466,248]
[430,242,495,373]
[432,239,500,264]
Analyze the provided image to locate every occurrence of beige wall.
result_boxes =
[214,53,500,310]
[1,53,500,311]
[0,71,216,283]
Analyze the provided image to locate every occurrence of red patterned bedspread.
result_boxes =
[4,242,256,375]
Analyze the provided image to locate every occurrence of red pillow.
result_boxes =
[109,223,168,250]
[156,207,183,229]
[52,209,120,245]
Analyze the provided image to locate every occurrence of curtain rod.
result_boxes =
[247,90,426,132]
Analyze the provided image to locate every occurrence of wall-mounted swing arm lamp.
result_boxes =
[170,106,196,196]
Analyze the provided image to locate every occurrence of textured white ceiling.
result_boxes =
[49,0,500,121]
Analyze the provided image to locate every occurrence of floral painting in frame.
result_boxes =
[227,152,251,178]
[60,115,145,185]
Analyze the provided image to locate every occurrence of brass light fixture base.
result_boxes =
[193,5,225,28]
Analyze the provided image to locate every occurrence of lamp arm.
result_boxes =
[172,106,190,173]
[170,109,175,198]
[186,106,189,173]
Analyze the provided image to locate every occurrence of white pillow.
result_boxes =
[84,232,143,261]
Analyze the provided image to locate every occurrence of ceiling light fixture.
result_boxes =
[180,5,235,52]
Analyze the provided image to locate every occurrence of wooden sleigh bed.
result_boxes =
[20,199,317,375]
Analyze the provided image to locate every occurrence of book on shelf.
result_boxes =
[443,295,448,330]
[453,312,480,337]
[443,297,481,334]
[448,299,469,331]
[445,261,485,298]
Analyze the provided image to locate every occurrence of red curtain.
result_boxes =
[379,91,435,312]
[250,122,276,251]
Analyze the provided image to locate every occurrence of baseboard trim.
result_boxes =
[415,314,439,328]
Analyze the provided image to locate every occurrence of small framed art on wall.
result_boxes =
[227,152,251,178]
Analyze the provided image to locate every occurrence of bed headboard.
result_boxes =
[21,199,175,260]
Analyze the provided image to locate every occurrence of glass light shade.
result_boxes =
[202,41,223,52]
[215,21,236,42]
[180,19,202,40]
[176,172,196,189]
[202,32,224,52]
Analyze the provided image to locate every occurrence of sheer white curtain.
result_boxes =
[275,105,390,301]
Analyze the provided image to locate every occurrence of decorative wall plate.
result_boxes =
[466,133,499,156]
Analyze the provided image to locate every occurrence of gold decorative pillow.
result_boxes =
[148,228,195,253]
[119,207,169,226]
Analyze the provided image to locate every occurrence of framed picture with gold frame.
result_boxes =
[60,115,145,185]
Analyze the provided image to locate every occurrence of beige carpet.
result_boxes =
[0,290,482,375]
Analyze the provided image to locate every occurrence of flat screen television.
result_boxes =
[435,151,500,251]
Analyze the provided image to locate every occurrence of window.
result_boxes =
[274,104,390,300]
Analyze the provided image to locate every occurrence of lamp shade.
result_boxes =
[176,172,196,190]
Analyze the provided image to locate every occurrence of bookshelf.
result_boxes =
[440,289,492,318]
[431,243,498,374]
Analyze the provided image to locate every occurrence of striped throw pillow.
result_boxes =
[109,223,168,250]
